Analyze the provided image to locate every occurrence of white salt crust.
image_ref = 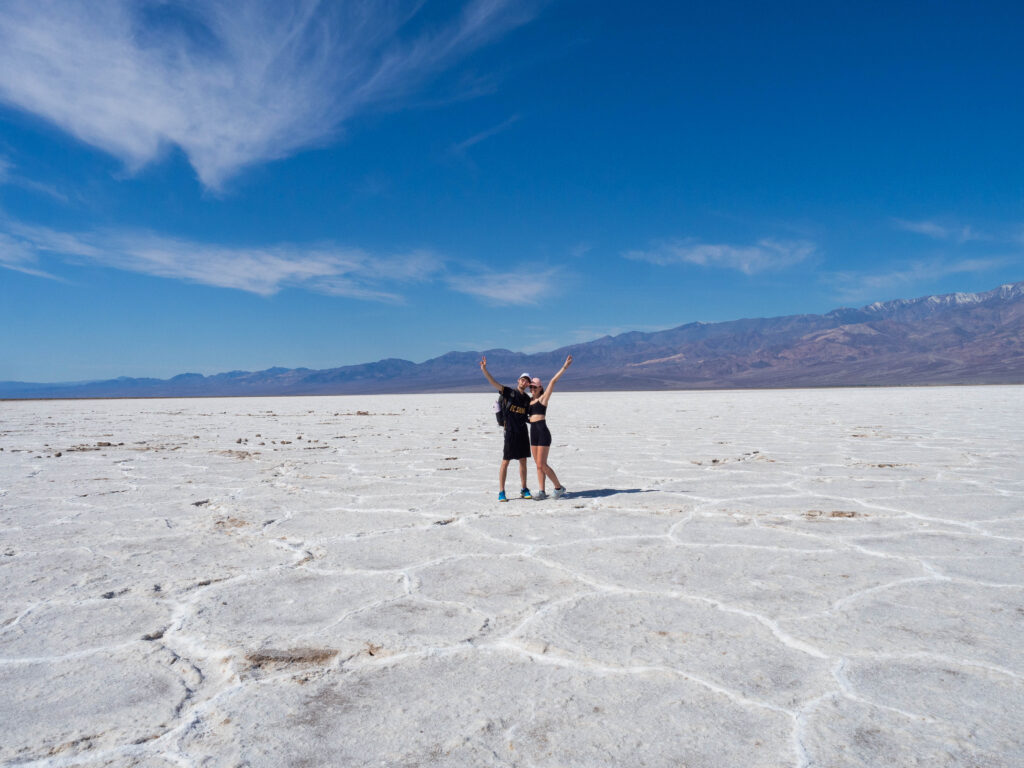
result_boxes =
[1,386,1022,766]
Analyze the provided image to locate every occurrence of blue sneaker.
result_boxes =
[498,491,508,502]
[521,488,532,499]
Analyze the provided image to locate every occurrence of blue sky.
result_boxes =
[1,0,1022,382]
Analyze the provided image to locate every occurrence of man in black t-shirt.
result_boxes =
[480,356,533,502]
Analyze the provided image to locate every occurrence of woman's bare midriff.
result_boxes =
[529,416,546,423]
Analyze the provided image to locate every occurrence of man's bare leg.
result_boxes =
[499,459,510,492]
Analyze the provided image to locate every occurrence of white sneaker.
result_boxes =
[553,487,566,499]
[534,490,548,500]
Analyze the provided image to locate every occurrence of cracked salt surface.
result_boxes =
[1,386,1022,766]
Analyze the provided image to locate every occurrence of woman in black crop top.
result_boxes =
[527,354,573,499]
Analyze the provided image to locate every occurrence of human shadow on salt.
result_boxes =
[563,488,651,499]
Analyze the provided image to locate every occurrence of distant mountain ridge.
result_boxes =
[3,281,1022,399]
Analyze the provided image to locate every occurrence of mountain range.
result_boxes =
[3,281,1022,399]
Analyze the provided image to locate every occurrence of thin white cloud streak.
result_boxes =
[893,218,983,243]
[0,231,64,280]
[0,155,68,202]
[569,243,593,259]
[0,0,538,189]
[4,222,442,301]
[516,323,670,354]
[624,238,815,274]
[450,114,521,154]
[517,338,561,354]
[4,220,562,305]
[824,257,1009,304]
[445,266,560,305]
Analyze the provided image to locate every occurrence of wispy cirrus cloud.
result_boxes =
[0,154,67,201]
[0,231,65,280]
[569,243,593,259]
[450,114,521,155]
[3,219,565,305]
[624,238,815,274]
[0,0,539,189]
[512,322,671,354]
[893,218,984,243]
[445,266,560,305]
[2,221,442,301]
[823,257,1010,304]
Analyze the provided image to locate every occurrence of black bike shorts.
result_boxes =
[529,420,552,447]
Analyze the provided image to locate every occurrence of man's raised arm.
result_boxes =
[480,356,504,393]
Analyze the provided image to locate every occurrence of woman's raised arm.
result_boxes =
[539,354,573,405]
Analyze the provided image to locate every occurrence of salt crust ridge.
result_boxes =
[0,387,1022,766]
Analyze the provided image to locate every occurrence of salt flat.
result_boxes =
[1,386,1022,767]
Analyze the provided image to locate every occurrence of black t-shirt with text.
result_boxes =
[501,386,530,430]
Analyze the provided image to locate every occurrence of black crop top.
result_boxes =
[528,400,547,416]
